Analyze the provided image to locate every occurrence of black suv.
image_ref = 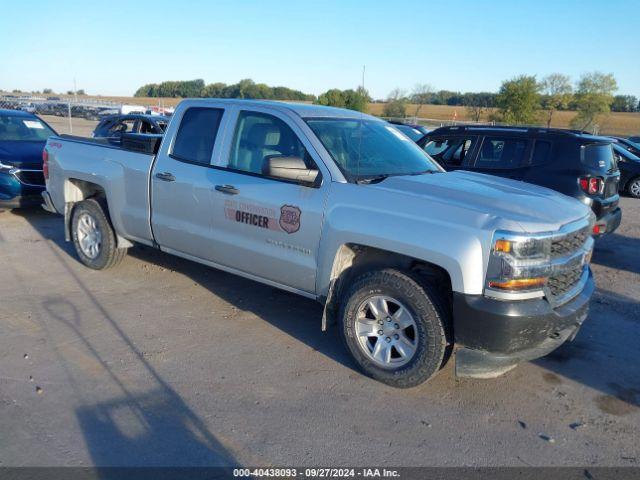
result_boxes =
[417,126,622,235]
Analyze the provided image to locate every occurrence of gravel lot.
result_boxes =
[0,195,638,467]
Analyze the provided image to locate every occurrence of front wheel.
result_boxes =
[339,269,449,388]
[71,198,127,270]
[627,177,640,198]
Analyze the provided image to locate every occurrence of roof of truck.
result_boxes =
[182,98,380,120]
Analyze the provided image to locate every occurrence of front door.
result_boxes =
[208,108,329,293]
[468,136,531,179]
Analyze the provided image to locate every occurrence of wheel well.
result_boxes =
[64,178,106,203]
[62,179,133,249]
[324,244,453,328]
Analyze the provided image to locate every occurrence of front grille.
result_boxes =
[14,170,45,186]
[548,264,585,298]
[551,226,589,259]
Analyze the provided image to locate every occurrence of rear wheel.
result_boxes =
[71,198,127,269]
[339,269,449,388]
[627,177,640,198]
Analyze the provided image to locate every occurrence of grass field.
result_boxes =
[10,93,640,136]
[367,103,640,136]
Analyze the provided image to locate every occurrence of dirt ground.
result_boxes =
[41,115,97,138]
[0,195,638,467]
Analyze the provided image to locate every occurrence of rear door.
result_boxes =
[150,105,229,261]
[467,135,531,179]
[206,107,329,293]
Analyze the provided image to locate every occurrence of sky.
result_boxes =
[2,0,639,99]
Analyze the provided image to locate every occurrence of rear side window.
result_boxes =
[531,140,552,166]
[581,143,615,172]
[172,108,224,165]
[475,137,527,169]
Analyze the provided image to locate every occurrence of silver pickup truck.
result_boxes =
[42,99,595,388]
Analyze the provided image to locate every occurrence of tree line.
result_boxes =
[133,78,315,101]
[384,72,635,132]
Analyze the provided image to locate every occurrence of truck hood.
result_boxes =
[0,141,45,169]
[372,171,590,232]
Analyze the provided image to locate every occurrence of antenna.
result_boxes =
[357,65,366,182]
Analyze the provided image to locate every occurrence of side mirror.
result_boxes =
[263,156,319,184]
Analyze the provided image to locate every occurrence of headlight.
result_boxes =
[486,232,552,294]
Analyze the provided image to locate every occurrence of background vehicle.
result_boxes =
[0,109,56,208]
[92,114,169,144]
[120,104,146,115]
[613,143,640,198]
[387,120,430,141]
[418,126,622,236]
[43,100,595,388]
[610,136,640,157]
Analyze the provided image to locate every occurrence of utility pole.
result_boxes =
[67,102,73,134]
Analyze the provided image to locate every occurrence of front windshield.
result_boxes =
[0,115,56,141]
[306,118,442,181]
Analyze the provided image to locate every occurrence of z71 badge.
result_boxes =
[279,205,301,234]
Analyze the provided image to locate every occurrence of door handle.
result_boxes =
[155,172,175,182]
[215,184,239,195]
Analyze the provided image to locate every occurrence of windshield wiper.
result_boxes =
[356,174,392,184]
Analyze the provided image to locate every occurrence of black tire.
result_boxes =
[339,268,449,388]
[71,198,127,270]
[627,177,640,199]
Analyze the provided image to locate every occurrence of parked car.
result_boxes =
[387,120,430,141]
[417,126,621,236]
[612,143,640,198]
[43,99,595,388]
[92,114,169,144]
[0,109,56,208]
[610,136,640,157]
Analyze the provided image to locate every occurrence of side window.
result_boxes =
[227,111,313,176]
[531,140,552,166]
[172,108,224,165]
[423,136,476,166]
[423,137,448,156]
[476,137,527,169]
[139,120,156,134]
[108,119,136,135]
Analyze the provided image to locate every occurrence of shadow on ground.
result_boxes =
[15,208,640,424]
[591,232,640,275]
[8,208,240,469]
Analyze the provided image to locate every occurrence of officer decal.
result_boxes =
[279,205,301,234]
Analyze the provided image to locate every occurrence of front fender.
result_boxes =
[315,184,497,298]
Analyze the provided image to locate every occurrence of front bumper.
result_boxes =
[453,268,594,378]
[0,171,45,209]
[594,207,622,236]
